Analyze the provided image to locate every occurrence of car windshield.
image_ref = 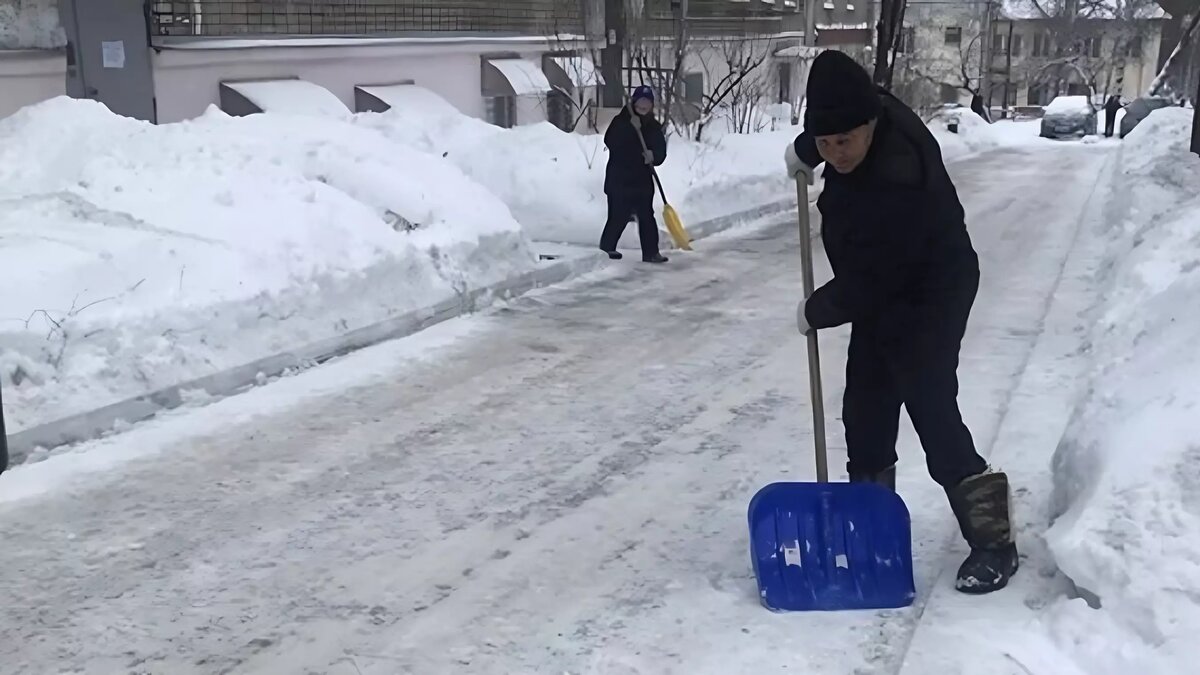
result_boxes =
[1045,96,1091,115]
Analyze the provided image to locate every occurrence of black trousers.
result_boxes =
[842,291,986,488]
[1105,113,1117,137]
[600,191,659,260]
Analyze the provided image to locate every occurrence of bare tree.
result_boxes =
[1148,8,1200,97]
[908,30,991,119]
[612,0,705,137]
[873,0,909,87]
[687,35,773,140]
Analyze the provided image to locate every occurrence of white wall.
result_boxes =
[0,49,65,118]
[151,42,562,124]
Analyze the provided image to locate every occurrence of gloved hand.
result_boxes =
[643,149,655,165]
[797,296,813,334]
[784,141,814,185]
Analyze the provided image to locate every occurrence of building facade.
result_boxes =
[1,0,610,128]
[989,12,1167,110]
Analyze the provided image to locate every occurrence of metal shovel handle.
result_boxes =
[796,177,828,483]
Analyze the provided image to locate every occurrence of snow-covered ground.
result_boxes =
[1037,107,1200,674]
[0,89,1025,448]
[927,110,1044,161]
[354,88,799,247]
[0,94,808,438]
[0,98,538,435]
[0,130,1114,674]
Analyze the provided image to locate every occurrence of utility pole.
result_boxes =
[805,0,817,48]
[600,0,625,107]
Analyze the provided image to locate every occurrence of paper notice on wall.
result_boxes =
[102,41,125,69]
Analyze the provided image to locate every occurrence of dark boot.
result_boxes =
[848,463,896,491]
[601,249,623,260]
[643,254,668,264]
[946,470,1019,594]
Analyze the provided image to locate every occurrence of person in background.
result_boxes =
[1104,94,1122,138]
[784,50,1019,595]
[600,85,669,264]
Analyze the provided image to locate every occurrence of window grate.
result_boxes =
[149,1,585,38]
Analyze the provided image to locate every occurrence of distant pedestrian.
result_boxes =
[1104,95,1122,138]
[600,85,669,264]
[784,50,1018,595]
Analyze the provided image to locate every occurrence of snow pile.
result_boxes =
[1041,107,1200,674]
[928,110,1040,161]
[0,0,64,49]
[1044,95,1092,116]
[355,93,799,248]
[0,97,536,432]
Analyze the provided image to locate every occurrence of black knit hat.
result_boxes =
[804,50,883,136]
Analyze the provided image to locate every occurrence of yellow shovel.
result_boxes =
[652,172,693,251]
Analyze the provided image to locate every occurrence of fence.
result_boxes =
[148,0,585,37]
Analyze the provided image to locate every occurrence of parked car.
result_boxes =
[1119,96,1173,138]
[1040,96,1098,139]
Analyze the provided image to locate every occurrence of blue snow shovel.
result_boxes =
[747,176,916,612]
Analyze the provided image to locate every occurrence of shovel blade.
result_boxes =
[662,204,692,251]
[748,481,916,612]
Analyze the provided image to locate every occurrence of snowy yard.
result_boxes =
[0,94,802,440]
[1,89,1197,674]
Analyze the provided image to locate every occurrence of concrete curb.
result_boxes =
[5,199,796,466]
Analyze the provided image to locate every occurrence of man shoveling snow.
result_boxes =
[785,50,1019,594]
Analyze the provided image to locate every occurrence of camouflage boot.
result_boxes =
[848,463,896,491]
[946,469,1019,594]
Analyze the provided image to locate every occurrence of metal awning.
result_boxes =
[482,58,551,97]
[219,78,350,118]
[774,45,821,59]
[543,55,604,91]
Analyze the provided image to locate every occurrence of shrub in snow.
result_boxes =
[1043,107,1200,675]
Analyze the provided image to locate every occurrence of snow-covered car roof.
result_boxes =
[1045,96,1094,116]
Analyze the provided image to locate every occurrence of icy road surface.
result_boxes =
[0,142,1113,674]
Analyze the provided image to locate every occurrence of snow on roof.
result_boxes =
[1045,95,1093,114]
[356,84,459,116]
[816,23,873,31]
[223,79,351,118]
[487,58,551,96]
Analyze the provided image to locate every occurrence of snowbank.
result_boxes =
[1041,107,1200,674]
[0,88,1025,448]
[355,95,799,248]
[928,110,1041,162]
[0,0,64,49]
[0,97,536,433]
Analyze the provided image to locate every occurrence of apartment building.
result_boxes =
[1,1,608,128]
[989,6,1168,109]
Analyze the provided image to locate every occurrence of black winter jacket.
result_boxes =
[604,107,667,197]
[795,89,980,330]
